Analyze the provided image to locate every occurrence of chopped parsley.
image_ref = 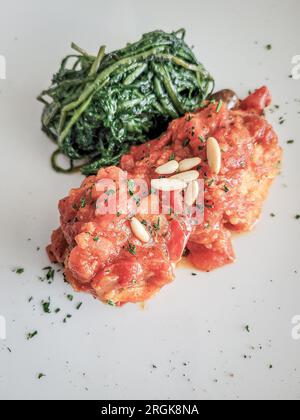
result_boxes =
[67,294,74,302]
[76,302,83,310]
[295,215,300,220]
[169,153,175,161]
[279,117,285,125]
[41,299,51,314]
[105,189,115,196]
[245,325,250,333]
[63,314,72,323]
[38,373,46,380]
[153,218,161,231]
[41,266,55,284]
[223,184,230,193]
[266,44,272,50]
[287,140,294,144]
[80,196,86,208]
[198,135,206,143]
[13,267,24,275]
[133,196,141,207]
[183,139,190,147]
[93,236,100,242]
[26,331,38,340]
[107,300,116,307]
[128,179,135,196]
[128,243,137,256]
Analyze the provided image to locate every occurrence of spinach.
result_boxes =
[38,29,214,175]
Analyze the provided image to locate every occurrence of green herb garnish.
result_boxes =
[13,268,24,275]
[153,218,161,231]
[26,331,38,340]
[41,266,55,284]
[128,180,135,196]
[169,154,175,161]
[41,299,51,314]
[128,243,137,256]
[106,189,115,196]
[63,314,72,323]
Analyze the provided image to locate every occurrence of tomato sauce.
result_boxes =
[48,166,193,305]
[48,87,282,304]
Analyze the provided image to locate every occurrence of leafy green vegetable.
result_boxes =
[38,29,214,175]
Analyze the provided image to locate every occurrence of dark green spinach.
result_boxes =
[38,29,214,175]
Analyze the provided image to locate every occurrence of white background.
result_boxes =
[0,0,300,400]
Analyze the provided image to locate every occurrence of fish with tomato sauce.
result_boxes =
[48,166,193,305]
[48,86,282,305]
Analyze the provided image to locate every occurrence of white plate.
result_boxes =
[0,0,299,401]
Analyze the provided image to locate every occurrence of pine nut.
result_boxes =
[130,217,151,243]
[207,137,222,175]
[151,178,187,192]
[185,181,199,207]
[170,170,199,182]
[155,160,179,175]
[179,157,201,172]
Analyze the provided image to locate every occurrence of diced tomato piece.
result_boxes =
[241,86,271,114]
[167,220,189,264]
[188,231,235,272]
